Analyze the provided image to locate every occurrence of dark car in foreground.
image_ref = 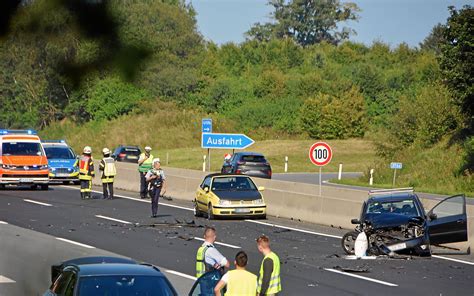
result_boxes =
[221,152,272,179]
[342,188,468,256]
[44,256,177,296]
[112,145,141,163]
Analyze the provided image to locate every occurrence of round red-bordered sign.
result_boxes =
[309,142,332,166]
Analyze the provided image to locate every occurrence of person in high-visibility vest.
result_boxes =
[79,146,95,200]
[196,226,230,278]
[138,146,153,199]
[99,148,116,200]
[214,251,257,296]
[256,235,281,296]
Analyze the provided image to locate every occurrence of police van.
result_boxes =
[0,129,49,190]
[42,140,80,185]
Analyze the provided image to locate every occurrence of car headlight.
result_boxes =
[40,164,48,169]
[2,164,14,169]
[252,199,264,205]
[219,200,232,206]
[50,167,55,172]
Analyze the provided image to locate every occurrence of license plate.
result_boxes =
[56,173,69,177]
[19,178,34,183]
[234,208,250,214]
[388,243,407,251]
[127,156,138,159]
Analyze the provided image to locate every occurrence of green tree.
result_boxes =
[246,0,360,46]
[439,5,473,132]
[419,23,446,55]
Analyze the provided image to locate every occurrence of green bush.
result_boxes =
[300,87,367,139]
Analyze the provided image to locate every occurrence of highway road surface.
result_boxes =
[1,185,474,295]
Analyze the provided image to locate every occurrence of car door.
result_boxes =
[188,270,222,296]
[427,194,467,245]
[197,177,212,211]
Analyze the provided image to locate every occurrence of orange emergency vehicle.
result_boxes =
[0,129,49,190]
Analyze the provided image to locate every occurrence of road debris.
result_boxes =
[333,265,370,273]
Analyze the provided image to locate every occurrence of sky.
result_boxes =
[190,0,473,47]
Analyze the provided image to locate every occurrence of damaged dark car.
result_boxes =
[342,188,468,256]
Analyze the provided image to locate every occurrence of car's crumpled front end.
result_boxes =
[364,215,431,256]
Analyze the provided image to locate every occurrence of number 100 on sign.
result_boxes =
[309,142,332,166]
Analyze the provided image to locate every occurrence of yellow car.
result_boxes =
[194,174,266,219]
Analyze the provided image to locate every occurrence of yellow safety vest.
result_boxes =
[138,153,154,173]
[257,252,281,295]
[100,157,116,183]
[196,244,212,278]
[225,269,257,296]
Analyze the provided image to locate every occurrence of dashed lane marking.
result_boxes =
[0,221,8,224]
[324,268,398,287]
[0,275,15,283]
[193,237,241,249]
[245,219,343,239]
[23,199,52,207]
[56,237,95,249]
[95,215,133,225]
[164,270,197,281]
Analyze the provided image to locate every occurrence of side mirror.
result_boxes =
[258,186,265,191]
[204,187,209,193]
[428,213,437,220]
[351,219,361,224]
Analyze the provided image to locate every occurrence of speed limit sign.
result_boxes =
[309,142,332,166]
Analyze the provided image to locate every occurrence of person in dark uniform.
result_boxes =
[145,158,166,218]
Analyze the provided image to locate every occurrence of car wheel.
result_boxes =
[0,184,5,190]
[341,231,359,255]
[207,203,214,220]
[194,200,202,217]
[63,181,70,185]
[40,184,49,191]
[73,180,80,185]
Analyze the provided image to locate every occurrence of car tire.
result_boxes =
[73,180,80,185]
[194,200,202,217]
[63,181,70,185]
[0,184,5,190]
[40,184,49,191]
[341,231,359,255]
[207,203,214,220]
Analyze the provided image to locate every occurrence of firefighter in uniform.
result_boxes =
[138,146,154,199]
[99,148,116,199]
[256,235,281,296]
[79,146,95,200]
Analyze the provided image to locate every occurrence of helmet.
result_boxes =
[224,153,232,160]
[153,158,161,164]
[145,146,152,152]
[83,146,92,154]
[102,148,110,155]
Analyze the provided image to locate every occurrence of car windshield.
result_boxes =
[212,176,257,191]
[2,142,43,156]
[44,147,75,159]
[241,155,266,162]
[366,199,420,216]
[123,148,140,155]
[77,275,176,296]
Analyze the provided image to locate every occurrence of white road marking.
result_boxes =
[23,199,53,207]
[95,215,132,225]
[432,255,474,266]
[0,221,8,225]
[59,185,474,267]
[164,269,197,281]
[324,268,398,287]
[56,237,95,249]
[193,237,241,249]
[0,275,15,283]
[245,219,343,239]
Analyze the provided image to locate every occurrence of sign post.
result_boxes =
[309,142,333,196]
[390,162,402,187]
[202,119,213,170]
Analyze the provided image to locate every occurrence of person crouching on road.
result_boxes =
[138,146,154,199]
[256,235,281,296]
[79,146,95,200]
[145,158,166,218]
[99,148,116,200]
[214,251,257,296]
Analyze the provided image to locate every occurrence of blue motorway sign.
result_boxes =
[202,118,212,133]
[390,162,403,169]
[202,133,254,149]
